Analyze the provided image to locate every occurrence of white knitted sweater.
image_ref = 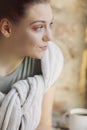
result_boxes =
[0,41,63,130]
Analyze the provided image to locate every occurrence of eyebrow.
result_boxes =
[29,18,54,25]
[29,20,46,25]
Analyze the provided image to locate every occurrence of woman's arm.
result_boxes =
[35,85,56,130]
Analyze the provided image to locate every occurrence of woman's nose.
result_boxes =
[42,29,52,42]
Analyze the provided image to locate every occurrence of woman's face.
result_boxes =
[10,3,53,59]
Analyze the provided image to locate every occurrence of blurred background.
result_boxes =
[50,0,87,129]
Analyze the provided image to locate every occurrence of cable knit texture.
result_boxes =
[0,41,63,130]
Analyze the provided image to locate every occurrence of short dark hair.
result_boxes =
[0,0,50,24]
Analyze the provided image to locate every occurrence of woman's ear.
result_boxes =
[0,19,12,38]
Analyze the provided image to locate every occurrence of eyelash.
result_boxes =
[50,22,53,27]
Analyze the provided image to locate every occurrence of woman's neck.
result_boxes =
[0,41,24,76]
[0,56,24,77]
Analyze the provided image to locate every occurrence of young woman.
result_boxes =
[0,0,63,130]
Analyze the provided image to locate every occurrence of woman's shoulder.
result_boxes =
[47,41,64,71]
[41,41,64,92]
[48,41,63,61]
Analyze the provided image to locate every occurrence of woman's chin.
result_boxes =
[25,51,46,59]
[35,52,45,59]
[35,55,44,59]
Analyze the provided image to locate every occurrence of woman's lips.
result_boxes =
[39,46,48,51]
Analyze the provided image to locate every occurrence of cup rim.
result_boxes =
[70,108,87,115]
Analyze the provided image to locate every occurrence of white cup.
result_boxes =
[69,108,87,130]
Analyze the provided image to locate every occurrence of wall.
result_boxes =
[50,0,87,112]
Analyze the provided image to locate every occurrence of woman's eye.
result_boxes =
[50,22,53,28]
[36,26,45,31]
[33,25,45,31]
